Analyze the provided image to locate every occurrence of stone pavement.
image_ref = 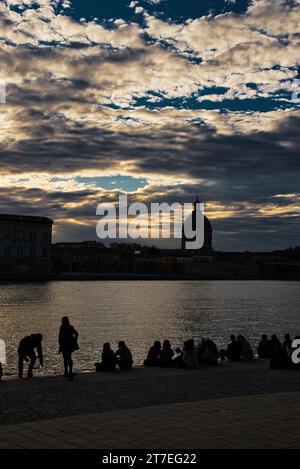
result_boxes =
[0,391,299,449]
[2,360,300,427]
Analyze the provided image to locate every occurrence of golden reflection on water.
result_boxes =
[0,280,299,376]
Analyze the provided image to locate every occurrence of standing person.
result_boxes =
[59,316,79,381]
[18,333,43,378]
[115,341,133,370]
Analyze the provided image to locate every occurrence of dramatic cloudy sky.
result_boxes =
[0,0,299,250]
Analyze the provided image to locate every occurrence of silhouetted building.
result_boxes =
[52,241,135,273]
[181,198,213,252]
[0,214,53,276]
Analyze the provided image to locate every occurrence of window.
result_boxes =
[17,246,23,257]
[17,232,24,240]
[30,247,36,258]
[4,246,10,257]
[43,232,48,241]
[31,232,36,240]
[5,231,11,240]
[43,248,48,258]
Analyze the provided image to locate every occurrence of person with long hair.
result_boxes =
[95,343,117,371]
[59,316,79,381]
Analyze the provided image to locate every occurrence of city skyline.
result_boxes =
[0,0,299,251]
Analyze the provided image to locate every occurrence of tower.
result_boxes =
[181,198,213,251]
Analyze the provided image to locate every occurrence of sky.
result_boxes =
[0,0,299,251]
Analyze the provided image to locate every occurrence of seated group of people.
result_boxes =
[257,333,300,369]
[144,338,219,369]
[221,332,300,369]
[85,332,300,375]
[95,341,133,372]
[220,334,254,361]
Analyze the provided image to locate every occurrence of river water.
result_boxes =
[0,280,299,376]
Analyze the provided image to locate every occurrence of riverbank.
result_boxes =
[1,360,300,427]
[1,271,300,282]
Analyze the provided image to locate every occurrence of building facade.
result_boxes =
[52,241,123,273]
[0,214,53,275]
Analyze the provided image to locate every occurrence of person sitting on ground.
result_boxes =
[115,341,133,370]
[18,333,43,378]
[175,339,199,369]
[257,334,272,358]
[220,335,242,361]
[199,338,219,366]
[95,343,117,372]
[144,341,161,367]
[269,334,288,369]
[197,338,207,362]
[283,333,292,361]
[238,335,254,361]
[160,340,174,367]
[59,316,79,381]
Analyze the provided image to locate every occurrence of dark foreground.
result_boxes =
[1,360,300,426]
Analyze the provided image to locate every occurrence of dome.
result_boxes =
[204,215,212,231]
[181,205,213,251]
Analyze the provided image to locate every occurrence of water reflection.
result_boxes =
[0,280,299,376]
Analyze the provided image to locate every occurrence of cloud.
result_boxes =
[0,0,299,249]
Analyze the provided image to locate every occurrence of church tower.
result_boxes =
[181,198,213,251]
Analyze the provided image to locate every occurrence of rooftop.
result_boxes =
[0,214,53,225]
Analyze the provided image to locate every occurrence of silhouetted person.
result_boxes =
[257,334,271,358]
[199,339,219,366]
[220,335,242,361]
[175,339,199,369]
[283,333,292,361]
[160,340,174,367]
[18,333,43,378]
[59,316,79,380]
[269,334,288,369]
[95,343,117,371]
[144,341,161,367]
[238,335,254,361]
[115,341,133,370]
[197,338,208,362]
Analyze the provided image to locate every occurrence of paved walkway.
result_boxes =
[0,391,299,449]
[2,360,300,426]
